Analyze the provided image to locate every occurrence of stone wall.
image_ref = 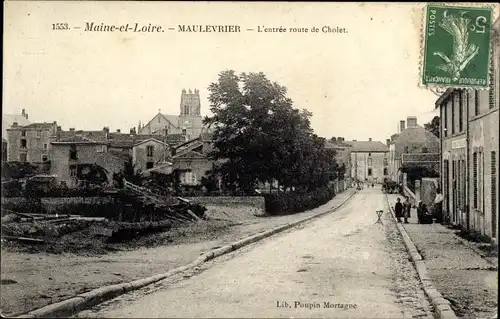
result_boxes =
[2,197,115,213]
[186,196,266,220]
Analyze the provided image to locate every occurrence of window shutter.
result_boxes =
[475,90,480,115]
[473,152,478,208]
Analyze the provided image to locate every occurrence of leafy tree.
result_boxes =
[204,70,337,192]
[424,116,440,138]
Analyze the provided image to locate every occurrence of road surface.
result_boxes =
[77,188,434,318]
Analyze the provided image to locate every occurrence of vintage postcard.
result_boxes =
[2,2,499,319]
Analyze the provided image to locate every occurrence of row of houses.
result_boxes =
[326,115,441,187]
[2,89,214,188]
[432,18,500,242]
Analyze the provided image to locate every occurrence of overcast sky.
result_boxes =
[6,2,495,142]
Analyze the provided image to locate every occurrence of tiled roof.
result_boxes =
[57,130,108,141]
[166,134,187,145]
[22,122,56,130]
[325,141,350,149]
[52,135,105,144]
[133,138,167,147]
[344,140,389,152]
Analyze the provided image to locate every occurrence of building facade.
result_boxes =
[387,116,440,183]
[347,139,389,183]
[132,138,170,172]
[6,121,58,163]
[138,89,208,141]
[172,133,214,185]
[435,18,499,241]
[50,136,126,187]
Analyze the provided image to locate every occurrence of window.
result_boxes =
[146,145,154,157]
[368,158,372,167]
[422,147,428,153]
[43,143,48,150]
[19,153,27,162]
[444,159,449,208]
[146,161,154,169]
[459,90,463,132]
[182,129,187,135]
[184,105,189,115]
[367,168,372,176]
[21,131,26,137]
[404,146,409,153]
[383,168,388,175]
[444,101,448,137]
[492,151,497,238]
[20,139,27,148]
[474,90,480,115]
[69,165,77,177]
[42,154,48,162]
[451,93,455,134]
[383,158,388,166]
[96,145,104,153]
[36,131,42,138]
[368,153,371,157]
[473,152,478,208]
[69,144,78,160]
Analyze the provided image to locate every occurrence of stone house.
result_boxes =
[387,116,440,183]
[6,121,58,163]
[49,135,126,187]
[434,17,499,241]
[172,133,214,186]
[132,138,170,172]
[347,138,389,184]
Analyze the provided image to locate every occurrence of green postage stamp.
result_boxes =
[422,4,493,89]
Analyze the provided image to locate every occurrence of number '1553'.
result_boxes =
[52,23,69,30]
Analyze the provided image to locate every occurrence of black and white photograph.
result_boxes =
[1,2,499,318]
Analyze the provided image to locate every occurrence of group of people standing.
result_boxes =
[394,196,434,224]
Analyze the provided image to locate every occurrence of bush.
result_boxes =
[264,185,336,215]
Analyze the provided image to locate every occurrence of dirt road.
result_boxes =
[78,188,433,318]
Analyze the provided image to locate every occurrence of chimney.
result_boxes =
[57,126,62,132]
[353,139,357,142]
[103,127,110,133]
[116,129,121,133]
[407,116,417,128]
[22,109,25,117]
[25,113,28,120]
[69,128,75,132]
[400,120,406,132]
[12,122,18,127]
[386,138,391,146]
[368,137,372,142]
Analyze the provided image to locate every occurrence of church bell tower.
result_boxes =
[179,88,201,116]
